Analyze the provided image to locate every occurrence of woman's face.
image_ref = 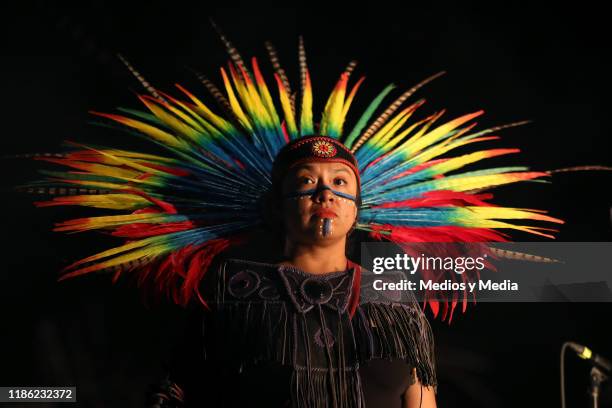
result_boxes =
[280,161,358,246]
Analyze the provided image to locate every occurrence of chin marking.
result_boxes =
[319,218,333,237]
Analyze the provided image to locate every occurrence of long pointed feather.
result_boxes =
[351,71,446,151]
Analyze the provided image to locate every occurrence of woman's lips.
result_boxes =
[313,209,337,218]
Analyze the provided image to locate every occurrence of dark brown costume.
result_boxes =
[149,257,436,407]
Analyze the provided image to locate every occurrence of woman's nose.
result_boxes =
[314,185,334,203]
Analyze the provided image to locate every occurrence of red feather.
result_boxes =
[111,221,195,238]
[369,225,502,323]
[126,189,178,214]
[139,162,190,177]
[346,259,362,319]
[389,159,448,180]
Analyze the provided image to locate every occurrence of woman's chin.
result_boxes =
[308,229,349,244]
[286,223,349,244]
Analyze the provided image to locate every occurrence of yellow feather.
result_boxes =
[405,135,499,166]
[403,111,483,155]
[62,245,162,277]
[229,64,272,129]
[426,149,518,176]
[40,194,149,210]
[368,107,413,147]
[55,179,131,191]
[341,76,365,120]
[140,97,202,143]
[465,206,562,223]
[406,110,444,144]
[104,149,175,163]
[381,114,430,152]
[79,145,168,176]
[52,160,141,180]
[300,70,313,134]
[374,109,417,148]
[63,237,156,269]
[175,84,236,134]
[98,114,184,148]
[252,58,281,127]
[157,96,212,134]
[321,73,347,136]
[220,67,253,131]
[276,75,298,137]
[418,172,544,193]
[56,213,174,232]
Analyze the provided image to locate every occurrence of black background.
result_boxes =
[1,2,611,407]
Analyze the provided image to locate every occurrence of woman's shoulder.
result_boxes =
[356,265,421,305]
[216,257,281,274]
[198,257,283,300]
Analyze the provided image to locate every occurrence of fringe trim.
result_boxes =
[207,301,293,365]
[204,260,436,404]
[292,367,364,408]
[353,302,437,388]
[205,301,367,407]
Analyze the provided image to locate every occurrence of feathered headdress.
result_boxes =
[26,29,563,321]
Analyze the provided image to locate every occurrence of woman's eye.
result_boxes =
[334,178,347,186]
[300,177,314,185]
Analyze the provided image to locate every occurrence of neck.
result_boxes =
[281,237,348,275]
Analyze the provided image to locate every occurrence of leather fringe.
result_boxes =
[353,302,437,389]
[292,366,364,408]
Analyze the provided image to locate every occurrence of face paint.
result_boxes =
[285,184,355,238]
[283,185,357,202]
[320,217,333,237]
[280,162,359,243]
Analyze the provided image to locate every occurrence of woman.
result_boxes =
[151,135,437,407]
[272,139,437,407]
[29,31,561,408]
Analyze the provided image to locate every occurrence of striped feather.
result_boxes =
[351,71,446,151]
[117,54,167,103]
[265,41,294,115]
[189,68,235,118]
[210,20,251,81]
[298,36,314,135]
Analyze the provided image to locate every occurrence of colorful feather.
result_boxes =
[265,41,294,115]
[298,36,314,135]
[117,54,167,103]
[351,71,446,151]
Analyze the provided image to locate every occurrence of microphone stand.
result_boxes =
[588,366,608,408]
